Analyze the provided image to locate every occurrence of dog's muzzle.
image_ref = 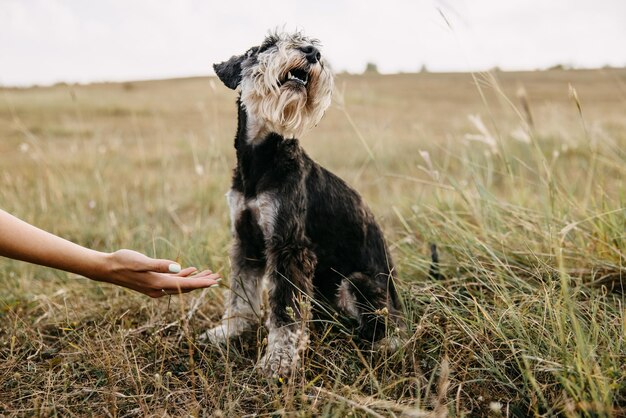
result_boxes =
[277,46,321,89]
[300,45,321,64]
[280,67,310,87]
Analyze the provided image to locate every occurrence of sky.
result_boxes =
[1,0,625,86]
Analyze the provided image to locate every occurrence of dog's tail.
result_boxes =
[428,243,441,280]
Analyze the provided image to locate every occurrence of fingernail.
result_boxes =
[210,284,220,288]
[168,263,181,273]
[216,278,222,282]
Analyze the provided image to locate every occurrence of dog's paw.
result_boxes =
[257,326,307,378]
[198,317,255,346]
[258,344,300,378]
[198,324,231,346]
[374,335,403,353]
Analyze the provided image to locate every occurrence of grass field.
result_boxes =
[1,68,625,417]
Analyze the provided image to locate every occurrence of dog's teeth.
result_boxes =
[284,70,307,85]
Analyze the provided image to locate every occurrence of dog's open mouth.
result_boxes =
[280,67,309,87]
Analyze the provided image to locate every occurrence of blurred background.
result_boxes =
[2,0,626,86]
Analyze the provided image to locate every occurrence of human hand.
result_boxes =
[92,249,221,298]
[0,210,221,298]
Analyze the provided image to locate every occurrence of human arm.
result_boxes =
[0,209,220,297]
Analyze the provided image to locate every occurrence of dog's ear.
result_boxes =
[213,54,244,90]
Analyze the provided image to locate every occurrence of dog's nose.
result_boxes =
[300,45,321,64]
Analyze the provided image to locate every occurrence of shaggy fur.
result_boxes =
[200,30,402,377]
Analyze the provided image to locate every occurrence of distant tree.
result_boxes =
[364,62,379,74]
[420,64,429,73]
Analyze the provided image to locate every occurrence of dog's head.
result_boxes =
[214,30,334,139]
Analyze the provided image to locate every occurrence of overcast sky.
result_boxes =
[1,0,625,86]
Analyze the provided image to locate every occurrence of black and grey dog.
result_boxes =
[201,30,402,377]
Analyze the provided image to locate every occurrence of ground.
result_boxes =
[0,69,625,417]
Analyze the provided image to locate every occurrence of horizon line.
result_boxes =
[2,65,625,89]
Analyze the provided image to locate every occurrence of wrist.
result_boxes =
[86,250,113,282]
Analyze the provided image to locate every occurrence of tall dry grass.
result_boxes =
[1,69,625,416]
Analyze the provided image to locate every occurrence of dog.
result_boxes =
[201,30,402,377]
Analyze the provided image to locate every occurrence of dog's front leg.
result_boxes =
[259,241,316,378]
[200,239,264,345]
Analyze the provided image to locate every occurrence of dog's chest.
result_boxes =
[227,189,278,240]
